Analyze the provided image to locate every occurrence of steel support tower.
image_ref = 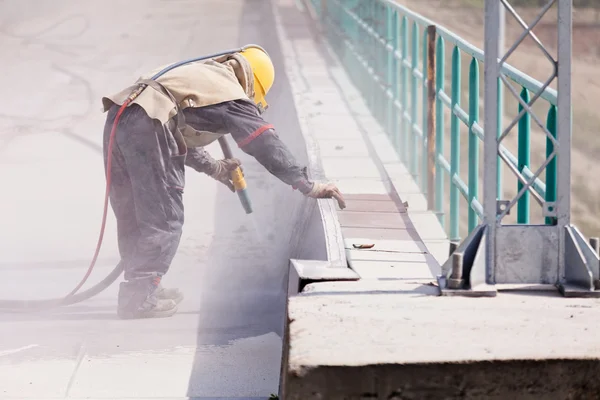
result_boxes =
[438,0,600,297]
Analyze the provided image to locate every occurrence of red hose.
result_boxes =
[64,100,131,298]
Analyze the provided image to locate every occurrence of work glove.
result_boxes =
[306,182,347,210]
[210,158,242,192]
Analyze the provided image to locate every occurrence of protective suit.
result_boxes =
[101,48,346,319]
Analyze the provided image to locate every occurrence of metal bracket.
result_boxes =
[543,201,557,218]
[437,224,498,297]
[437,224,600,298]
[558,225,600,298]
[496,200,511,216]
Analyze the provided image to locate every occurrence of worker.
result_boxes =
[101,46,346,320]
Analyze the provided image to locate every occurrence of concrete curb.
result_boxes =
[270,0,361,281]
[270,1,361,396]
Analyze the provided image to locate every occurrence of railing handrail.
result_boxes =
[316,0,559,240]
[379,0,557,104]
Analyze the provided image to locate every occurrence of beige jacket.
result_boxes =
[101,54,255,148]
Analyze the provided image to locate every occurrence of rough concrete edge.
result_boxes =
[287,259,360,297]
[271,1,359,397]
[283,359,600,400]
[299,0,451,268]
[271,0,349,274]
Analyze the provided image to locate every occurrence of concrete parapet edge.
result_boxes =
[269,0,362,396]
[283,360,600,400]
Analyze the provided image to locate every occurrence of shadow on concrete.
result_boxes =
[185,0,311,394]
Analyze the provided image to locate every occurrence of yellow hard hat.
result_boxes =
[240,46,275,113]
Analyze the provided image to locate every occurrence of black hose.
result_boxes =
[0,263,124,312]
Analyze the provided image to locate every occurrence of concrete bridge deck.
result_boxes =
[2,0,600,399]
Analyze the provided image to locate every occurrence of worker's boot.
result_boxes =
[117,275,178,319]
[155,283,184,304]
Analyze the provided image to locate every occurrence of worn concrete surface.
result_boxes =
[0,0,324,398]
[277,0,600,398]
[285,281,600,399]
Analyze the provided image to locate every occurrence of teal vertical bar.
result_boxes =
[379,3,386,127]
[387,9,399,147]
[545,105,557,225]
[421,27,428,193]
[385,6,393,137]
[351,3,359,86]
[468,58,479,233]
[410,21,419,177]
[374,2,381,120]
[378,2,389,126]
[450,46,461,242]
[357,3,366,99]
[373,2,380,123]
[365,1,377,113]
[373,3,379,119]
[517,87,531,224]
[435,37,445,227]
[338,2,346,72]
[400,16,408,164]
[361,1,369,112]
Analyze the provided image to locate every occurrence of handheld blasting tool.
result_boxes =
[218,136,253,214]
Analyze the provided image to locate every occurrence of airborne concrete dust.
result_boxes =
[0,0,316,398]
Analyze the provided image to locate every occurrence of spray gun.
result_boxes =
[218,136,253,214]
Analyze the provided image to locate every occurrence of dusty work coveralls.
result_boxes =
[101,53,322,319]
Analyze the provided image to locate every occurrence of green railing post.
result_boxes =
[387,8,399,146]
[374,2,383,125]
[410,21,419,177]
[380,4,388,128]
[400,16,408,164]
[546,105,557,225]
[468,58,480,233]
[352,3,360,88]
[517,88,531,224]
[450,46,461,242]
[368,1,375,113]
[318,0,557,241]
[435,36,445,227]
[421,28,429,193]
[358,4,367,101]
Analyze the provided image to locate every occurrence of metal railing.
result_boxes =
[310,0,558,243]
